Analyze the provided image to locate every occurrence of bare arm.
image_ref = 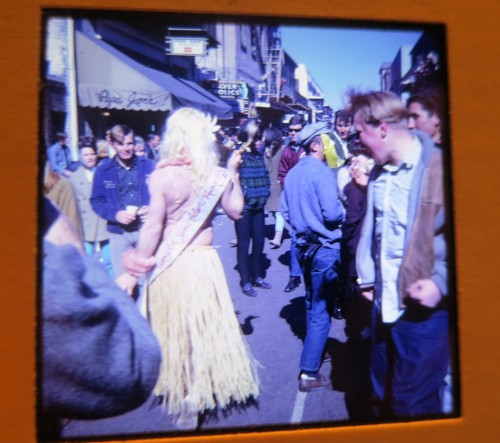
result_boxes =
[116,171,167,294]
[220,150,244,220]
[135,170,167,259]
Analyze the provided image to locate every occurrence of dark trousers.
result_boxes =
[371,303,449,417]
[235,208,265,286]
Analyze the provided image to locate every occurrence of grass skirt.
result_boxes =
[147,245,259,415]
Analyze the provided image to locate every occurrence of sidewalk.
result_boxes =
[61,213,367,440]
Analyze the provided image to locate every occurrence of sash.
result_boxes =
[138,167,230,317]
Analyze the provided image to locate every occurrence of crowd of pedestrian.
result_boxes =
[41,84,454,434]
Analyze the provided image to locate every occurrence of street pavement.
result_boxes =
[61,212,372,440]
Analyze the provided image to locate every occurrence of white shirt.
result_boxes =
[84,168,94,182]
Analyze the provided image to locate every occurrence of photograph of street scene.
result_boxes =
[39,9,458,441]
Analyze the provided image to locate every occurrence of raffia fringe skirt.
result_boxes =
[147,245,259,415]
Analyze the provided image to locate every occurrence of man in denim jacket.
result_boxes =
[281,122,344,392]
[90,124,155,284]
[352,91,451,418]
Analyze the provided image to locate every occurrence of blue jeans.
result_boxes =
[108,231,144,297]
[299,246,340,373]
[84,240,113,277]
[289,229,302,278]
[371,303,450,417]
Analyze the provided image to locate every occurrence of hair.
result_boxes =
[54,132,67,143]
[347,136,372,158]
[237,118,261,144]
[215,131,226,144]
[78,135,96,151]
[160,107,219,190]
[262,127,283,156]
[134,135,145,147]
[147,133,159,142]
[348,91,408,129]
[303,134,322,155]
[334,109,353,124]
[407,85,444,119]
[224,127,237,137]
[96,139,109,159]
[288,115,304,127]
[109,124,134,144]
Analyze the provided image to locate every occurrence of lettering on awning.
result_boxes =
[92,89,171,110]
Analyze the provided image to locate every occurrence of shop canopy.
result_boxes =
[75,30,233,119]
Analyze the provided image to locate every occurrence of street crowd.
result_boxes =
[41,85,454,437]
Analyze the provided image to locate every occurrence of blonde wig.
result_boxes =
[160,108,219,190]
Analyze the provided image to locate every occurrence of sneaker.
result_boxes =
[229,239,238,247]
[242,283,257,297]
[298,373,331,392]
[284,276,301,292]
[254,277,271,289]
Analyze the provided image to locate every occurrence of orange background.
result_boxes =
[1,0,499,442]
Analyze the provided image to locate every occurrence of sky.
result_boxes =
[280,25,423,110]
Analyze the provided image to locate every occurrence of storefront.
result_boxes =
[255,100,296,129]
[75,30,233,138]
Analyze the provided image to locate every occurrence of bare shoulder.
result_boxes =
[150,165,182,186]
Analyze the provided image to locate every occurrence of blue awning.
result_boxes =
[75,30,233,119]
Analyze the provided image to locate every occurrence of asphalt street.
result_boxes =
[61,212,372,440]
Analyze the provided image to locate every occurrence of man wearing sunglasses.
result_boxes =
[278,114,306,293]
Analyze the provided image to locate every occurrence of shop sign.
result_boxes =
[78,87,172,111]
[168,37,207,56]
[205,81,251,100]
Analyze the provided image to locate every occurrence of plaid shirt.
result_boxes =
[239,150,270,210]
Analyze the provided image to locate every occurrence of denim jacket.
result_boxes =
[356,131,449,307]
[90,156,155,234]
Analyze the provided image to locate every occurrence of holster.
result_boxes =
[298,233,322,289]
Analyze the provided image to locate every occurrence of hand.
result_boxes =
[64,170,73,177]
[406,279,442,308]
[122,249,156,277]
[349,155,370,186]
[137,205,149,222]
[115,273,138,296]
[227,149,243,174]
[360,288,374,301]
[116,210,136,225]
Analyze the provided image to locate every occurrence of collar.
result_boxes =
[84,167,95,181]
[383,136,421,173]
[114,155,137,171]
